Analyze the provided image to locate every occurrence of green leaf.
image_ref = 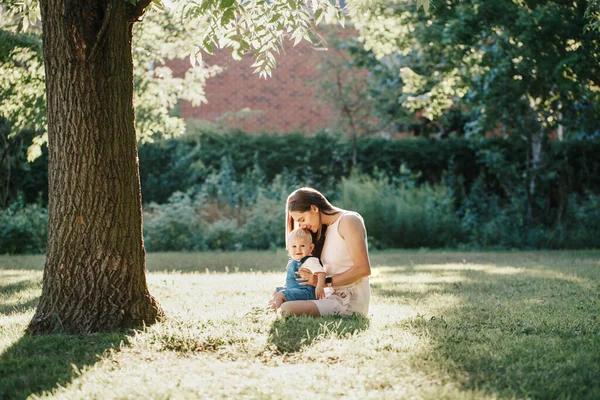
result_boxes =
[416,0,429,13]
[269,13,281,23]
[314,8,323,25]
[221,8,235,26]
[151,0,166,11]
[220,0,236,9]
[287,0,300,10]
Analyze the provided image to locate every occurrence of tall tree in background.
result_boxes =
[4,0,379,334]
[351,0,600,218]
[314,36,378,166]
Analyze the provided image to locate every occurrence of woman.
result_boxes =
[280,187,371,317]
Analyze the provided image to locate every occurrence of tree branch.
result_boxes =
[88,2,113,61]
[131,0,153,21]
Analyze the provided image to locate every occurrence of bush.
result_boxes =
[205,219,240,250]
[143,191,207,252]
[540,192,600,249]
[0,197,47,254]
[238,192,287,250]
[336,172,465,249]
[139,166,600,251]
[125,131,600,251]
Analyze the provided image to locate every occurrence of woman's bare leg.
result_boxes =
[279,300,320,316]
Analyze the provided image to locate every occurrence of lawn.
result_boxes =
[1,250,599,399]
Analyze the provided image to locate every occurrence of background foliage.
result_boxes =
[3,128,600,253]
[2,0,600,253]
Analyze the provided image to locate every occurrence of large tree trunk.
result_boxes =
[29,0,162,334]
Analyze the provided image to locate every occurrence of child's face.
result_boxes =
[287,236,314,260]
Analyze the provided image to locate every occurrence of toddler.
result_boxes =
[268,228,326,311]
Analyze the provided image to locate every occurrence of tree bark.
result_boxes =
[29,0,162,334]
[529,126,544,197]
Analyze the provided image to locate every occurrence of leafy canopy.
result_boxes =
[1,0,430,158]
[349,0,600,138]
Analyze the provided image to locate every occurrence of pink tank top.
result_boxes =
[321,212,367,282]
[320,211,371,314]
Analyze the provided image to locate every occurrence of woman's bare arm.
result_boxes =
[329,213,371,286]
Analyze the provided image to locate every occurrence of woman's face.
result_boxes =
[290,206,320,233]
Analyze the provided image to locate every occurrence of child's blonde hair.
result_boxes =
[286,228,313,247]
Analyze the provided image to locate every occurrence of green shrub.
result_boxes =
[205,219,240,250]
[336,172,465,249]
[143,191,207,252]
[540,192,600,249]
[135,130,600,251]
[0,197,47,254]
[238,192,287,250]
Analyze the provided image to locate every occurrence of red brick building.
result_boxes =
[168,36,352,134]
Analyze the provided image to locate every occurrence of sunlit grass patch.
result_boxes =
[1,250,599,399]
[145,250,288,273]
[0,255,45,271]
[0,270,42,328]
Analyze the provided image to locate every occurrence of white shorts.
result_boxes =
[312,277,370,316]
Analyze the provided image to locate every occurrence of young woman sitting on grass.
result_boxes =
[280,187,371,317]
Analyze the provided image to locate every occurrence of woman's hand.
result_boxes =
[296,269,317,287]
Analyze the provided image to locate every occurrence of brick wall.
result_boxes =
[169,40,336,134]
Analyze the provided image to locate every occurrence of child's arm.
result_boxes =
[315,272,326,299]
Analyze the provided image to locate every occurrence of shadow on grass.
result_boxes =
[371,253,600,399]
[0,279,41,315]
[0,331,130,400]
[267,314,369,353]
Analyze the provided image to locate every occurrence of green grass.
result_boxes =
[1,250,599,399]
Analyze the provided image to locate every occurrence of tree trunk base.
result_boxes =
[28,293,164,335]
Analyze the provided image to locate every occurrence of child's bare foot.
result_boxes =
[267,300,278,312]
[267,292,285,312]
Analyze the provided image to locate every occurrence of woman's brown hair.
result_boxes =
[286,187,339,258]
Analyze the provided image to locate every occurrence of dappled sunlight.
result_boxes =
[0,312,32,329]
[0,270,42,320]
[370,265,410,275]
[0,296,38,313]
[374,292,462,316]
[370,303,420,322]
[373,280,457,296]
[373,262,590,286]
[385,273,473,285]
[419,292,462,315]
[1,251,599,398]
[414,263,588,283]
[0,255,45,271]
[0,315,30,354]
[371,266,472,297]
[0,328,130,399]
[47,351,462,399]
[0,270,43,285]
[147,271,281,320]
